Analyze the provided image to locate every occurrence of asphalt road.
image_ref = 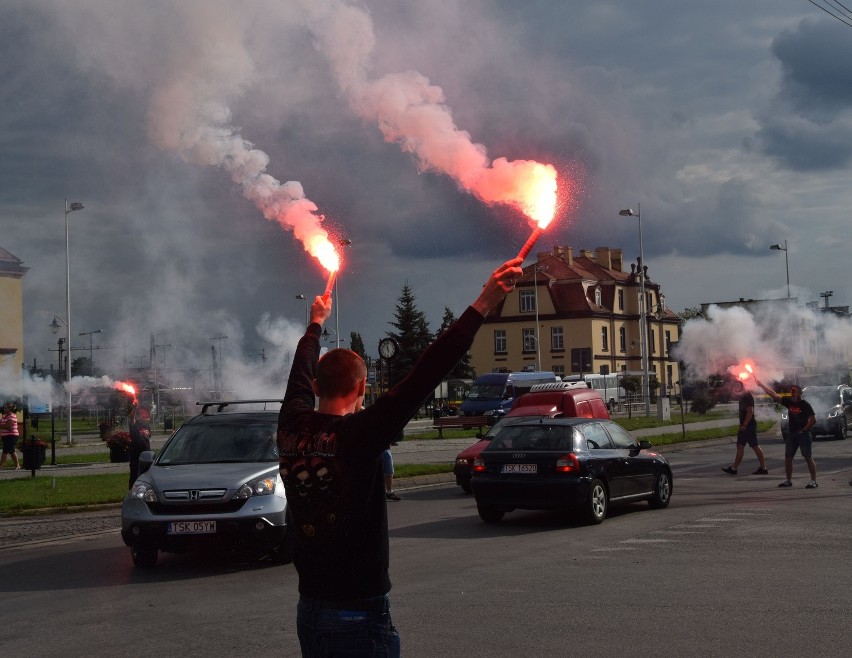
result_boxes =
[1,434,851,657]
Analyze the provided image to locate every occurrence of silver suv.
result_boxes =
[121,400,289,568]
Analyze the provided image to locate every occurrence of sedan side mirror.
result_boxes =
[638,440,652,450]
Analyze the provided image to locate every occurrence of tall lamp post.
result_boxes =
[79,329,102,376]
[62,199,85,443]
[335,238,352,349]
[769,240,790,299]
[619,205,650,417]
[295,294,308,326]
[533,264,548,371]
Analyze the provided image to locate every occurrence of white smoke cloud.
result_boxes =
[298,0,559,226]
[674,303,852,386]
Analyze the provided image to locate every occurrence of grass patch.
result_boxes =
[0,473,128,515]
[395,463,453,478]
[644,421,774,446]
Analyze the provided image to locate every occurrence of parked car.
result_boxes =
[121,400,290,568]
[453,382,609,493]
[779,385,852,440]
[470,416,672,525]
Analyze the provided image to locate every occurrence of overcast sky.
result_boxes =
[2,0,851,385]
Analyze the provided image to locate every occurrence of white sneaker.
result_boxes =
[805,480,818,489]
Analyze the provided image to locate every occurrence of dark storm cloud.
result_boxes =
[2,0,850,382]
[755,18,852,171]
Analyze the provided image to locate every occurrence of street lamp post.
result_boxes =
[619,205,650,417]
[63,199,84,443]
[769,240,790,299]
[335,238,353,349]
[533,264,548,371]
[79,329,102,376]
[296,294,308,326]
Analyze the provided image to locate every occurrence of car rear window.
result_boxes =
[158,421,279,464]
[488,424,574,451]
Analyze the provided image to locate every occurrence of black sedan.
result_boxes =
[471,417,672,524]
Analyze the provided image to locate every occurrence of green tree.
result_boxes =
[435,307,474,380]
[387,283,433,386]
[349,332,366,359]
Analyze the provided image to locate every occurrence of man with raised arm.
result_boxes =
[278,258,522,657]
[752,378,817,489]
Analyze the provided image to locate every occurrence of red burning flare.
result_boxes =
[114,381,138,404]
[733,361,755,382]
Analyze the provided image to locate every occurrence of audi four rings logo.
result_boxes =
[189,490,200,500]
[512,453,526,459]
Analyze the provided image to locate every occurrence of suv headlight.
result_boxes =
[828,408,840,418]
[235,477,277,499]
[130,481,158,503]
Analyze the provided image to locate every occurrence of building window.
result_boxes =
[650,328,656,354]
[617,289,624,311]
[520,289,535,313]
[594,287,602,307]
[601,326,609,352]
[619,327,626,353]
[552,364,565,377]
[523,328,536,352]
[494,330,506,353]
[551,326,564,350]
[665,330,671,355]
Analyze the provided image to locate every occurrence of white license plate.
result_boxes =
[167,520,216,535]
[502,463,537,474]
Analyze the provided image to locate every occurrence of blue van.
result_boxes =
[459,371,560,416]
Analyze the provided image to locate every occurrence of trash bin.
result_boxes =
[164,417,173,431]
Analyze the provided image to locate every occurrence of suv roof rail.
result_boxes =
[197,399,283,414]
[529,381,589,392]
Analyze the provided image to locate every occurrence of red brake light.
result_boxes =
[555,452,579,474]
[472,458,486,473]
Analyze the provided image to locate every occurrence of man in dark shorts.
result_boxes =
[753,378,817,488]
[722,380,768,475]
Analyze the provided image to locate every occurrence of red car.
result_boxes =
[453,382,609,492]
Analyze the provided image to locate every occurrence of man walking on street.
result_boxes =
[753,378,817,488]
[722,380,768,475]
[278,257,522,657]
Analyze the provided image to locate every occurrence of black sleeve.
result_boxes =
[279,323,322,431]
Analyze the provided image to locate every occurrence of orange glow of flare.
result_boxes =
[734,360,756,382]
[523,166,558,230]
[114,381,138,403]
[307,235,341,274]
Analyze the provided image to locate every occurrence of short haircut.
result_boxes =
[732,381,744,394]
[315,348,367,398]
[790,385,801,394]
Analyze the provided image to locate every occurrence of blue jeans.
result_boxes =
[297,594,400,657]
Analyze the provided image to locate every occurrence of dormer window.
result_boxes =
[594,287,602,307]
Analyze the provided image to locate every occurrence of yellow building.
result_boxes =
[0,246,29,382]
[469,246,681,393]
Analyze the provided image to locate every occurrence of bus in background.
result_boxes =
[459,371,560,417]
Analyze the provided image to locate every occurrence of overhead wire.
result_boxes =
[805,0,852,28]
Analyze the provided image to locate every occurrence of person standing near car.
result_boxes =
[0,402,21,470]
[278,257,521,657]
[752,378,817,488]
[127,400,152,489]
[722,380,768,475]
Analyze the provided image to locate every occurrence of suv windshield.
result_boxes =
[803,387,839,406]
[158,421,279,465]
[488,424,575,451]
